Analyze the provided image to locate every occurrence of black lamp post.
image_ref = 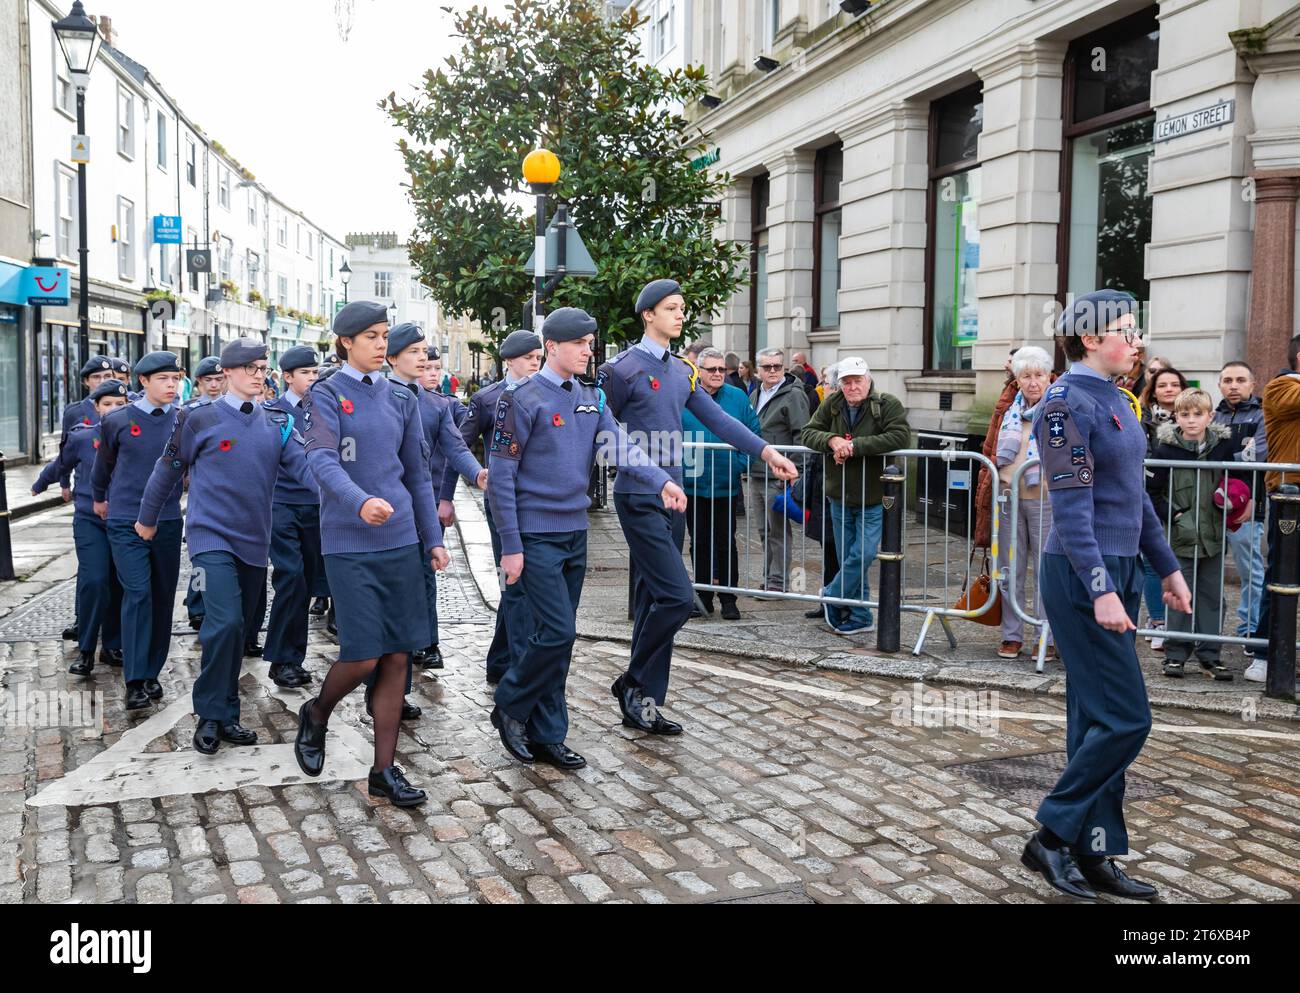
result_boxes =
[53,1,104,366]
[340,260,351,304]
[521,149,561,331]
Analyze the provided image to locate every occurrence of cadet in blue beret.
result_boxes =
[456,330,542,685]
[33,380,131,676]
[193,357,226,400]
[1017,290,1191,902]
[332,300,390,338]
[262,347,326,688]
[598,282,797,735]
[91,351,185,712]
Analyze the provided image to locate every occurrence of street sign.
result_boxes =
[152,216,182,244]
[524,217,597,278]
[690,147,721,171]
[186,249,212,274]
[71,135,89,164]
[1155,99,1235,143]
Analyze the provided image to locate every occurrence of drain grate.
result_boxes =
[947,751,1175,808]
[714,886,817,905]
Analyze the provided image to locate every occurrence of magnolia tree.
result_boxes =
[384,0,745,356]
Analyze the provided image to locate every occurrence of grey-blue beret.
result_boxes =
[194,357,223,379]
[317,365,340,383]
[333,300,389,337]
[500,330,543,360]
[220,337,269,368]
[541,308,598,342]
[108,356,131,374]
[387,322,426,357]
[90,380,130,403]
[135,351,182,377]
[80,356,114,378]
[278,346,318,373]
[426,345,440,362]
[1058,289,1138,336]
[635,279,683,316]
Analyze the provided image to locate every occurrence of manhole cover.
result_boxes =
[947,751,1174,808]
[714,886,816,905]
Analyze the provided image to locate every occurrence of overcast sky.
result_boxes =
[96,0,510,240]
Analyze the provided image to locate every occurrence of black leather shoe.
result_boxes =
[69,651,95,677]
[294,699,327,777]
[364,689,422,722]
[532,741,587,770]
[62,624,79,641]
[125,683,152,711]
[309,597,329,617]
[218,723,258,746]
[803,607,823,619]
[721,601,741,621]
[243,641,263,658]
[1199,659,1234,682]
[613,675,676,733]
[188,615,203,631]
[99,648,123,668]
[143,679,163,701]
[269,662,311,688]
[648,714,684,736]
[193,719,221,755]
[420,645,444,670]
[698,595,715,616]
[1080,858,1158,901]
[368,766,426,808]
[491,706,534,764]
[1020,837,1098,901]
[325,607,337,637]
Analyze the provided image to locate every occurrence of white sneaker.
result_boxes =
[1244,660,1267,684]
[1150,623,1165,652]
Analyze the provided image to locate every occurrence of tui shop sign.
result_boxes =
[690,147,721,172]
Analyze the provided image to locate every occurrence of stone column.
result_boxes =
[1246,171,1300,377]
[711,178,753,358]
[762,149,816,355]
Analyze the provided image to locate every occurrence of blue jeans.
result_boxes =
[1226,519,1265,638]
[1141,555,1166,625]
[825,502,883,628]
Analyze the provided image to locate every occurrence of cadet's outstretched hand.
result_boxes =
[1162,572,1192,614]
[438,499,456,528]
[1094,591,1136,633]
[476,469,489,491]
[660,482,688,513]
[359,498,394,525]
[762,447,800,483]
[93,501,108,521]
[134,521,157,542]
[501,552,524,586]
[430,546,450,572]
[61,487,73,504]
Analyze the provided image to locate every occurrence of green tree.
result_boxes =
[385,0,745,355]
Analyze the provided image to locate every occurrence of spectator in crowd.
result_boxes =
[975,347,1026,553]
[994,346,1056,661]
[792,352,818,388]
[1138,365,1189,649]
[1147,388,1244,681]
[1214,361,1268,646]
[1247,337,1300,683]
[738,360,758,395]
[802,357,911,635]
[724,352,743,391]
[1116,345,1148,397]
[683,342,706,366]
[681,348,759,621]
[748,348,812,594]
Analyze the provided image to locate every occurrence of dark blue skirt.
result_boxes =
[323,544,433,662]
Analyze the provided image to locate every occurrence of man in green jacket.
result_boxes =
[801,357,912,635]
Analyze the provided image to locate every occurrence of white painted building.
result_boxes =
[685,0,1300,443]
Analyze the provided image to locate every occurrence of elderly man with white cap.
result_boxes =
[801,356,911,635]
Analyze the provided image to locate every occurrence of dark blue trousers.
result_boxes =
[72,515,122,654]
[184,574,204,620]
[264,502,319,666]
[484,499,531,683]
[191,551,266,722]
[420,552,439,650]
[311,509,331,598]
[615,492,693,706]
[1037,553,1151,857]
[108,519,182,684]
[495,530,586,745]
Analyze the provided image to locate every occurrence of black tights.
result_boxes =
[310,652,408,772]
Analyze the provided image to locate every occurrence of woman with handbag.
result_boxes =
[993,346,1056,660]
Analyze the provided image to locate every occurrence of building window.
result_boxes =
[117,197,135,280]
[306,232,314,260]
[156,113,168,171]
[159,244,173,287]
[925,84,984,373]
[186,137,197,186]
[277,275,288,308]
[1060,7,1159,329]
[246,251,260,293]
[218,237,233,283]
[117,85,135,159]
[56,165,77,259]
[764,0,780,49]
[306,283,314,314]
[329,249,335,278]
[186,227,199,292]
[54,38,75,117]
[218,167,231,209]
[277,213,287,247]
[652,0,674,60]
[247,189,257,227]
[813,144,843,331]
[748,175,770,358]
[375,271,393,297]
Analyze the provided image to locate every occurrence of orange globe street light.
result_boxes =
[522,148,561,189]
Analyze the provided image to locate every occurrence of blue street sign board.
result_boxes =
[153,215,183,244]
[19,265,72,306]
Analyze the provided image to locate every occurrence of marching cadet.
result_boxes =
[387,326,485,676]
[597,280,798,735]
[452,329,542,685]
[57,356,131,643]
[135,339,315,755]
[262,345,324,689]
[33,380,130,676]
[91,351,185,712]
[181,358,225,632]
[292,301,449,808]
[1021,289,1192,902]
[489,308,684,770]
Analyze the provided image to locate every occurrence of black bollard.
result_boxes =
[876,464,905,654]
[1266,484,1300,700]
[0,451,14,581]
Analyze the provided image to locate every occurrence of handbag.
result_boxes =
[954,550,1002,626]
[771,486,811,526]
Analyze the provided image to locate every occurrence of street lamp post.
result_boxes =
[340,260,351,304]
[522,149,560,331]
[53,1,104,365]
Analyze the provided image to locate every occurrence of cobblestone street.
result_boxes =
[2,501,1299,905]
